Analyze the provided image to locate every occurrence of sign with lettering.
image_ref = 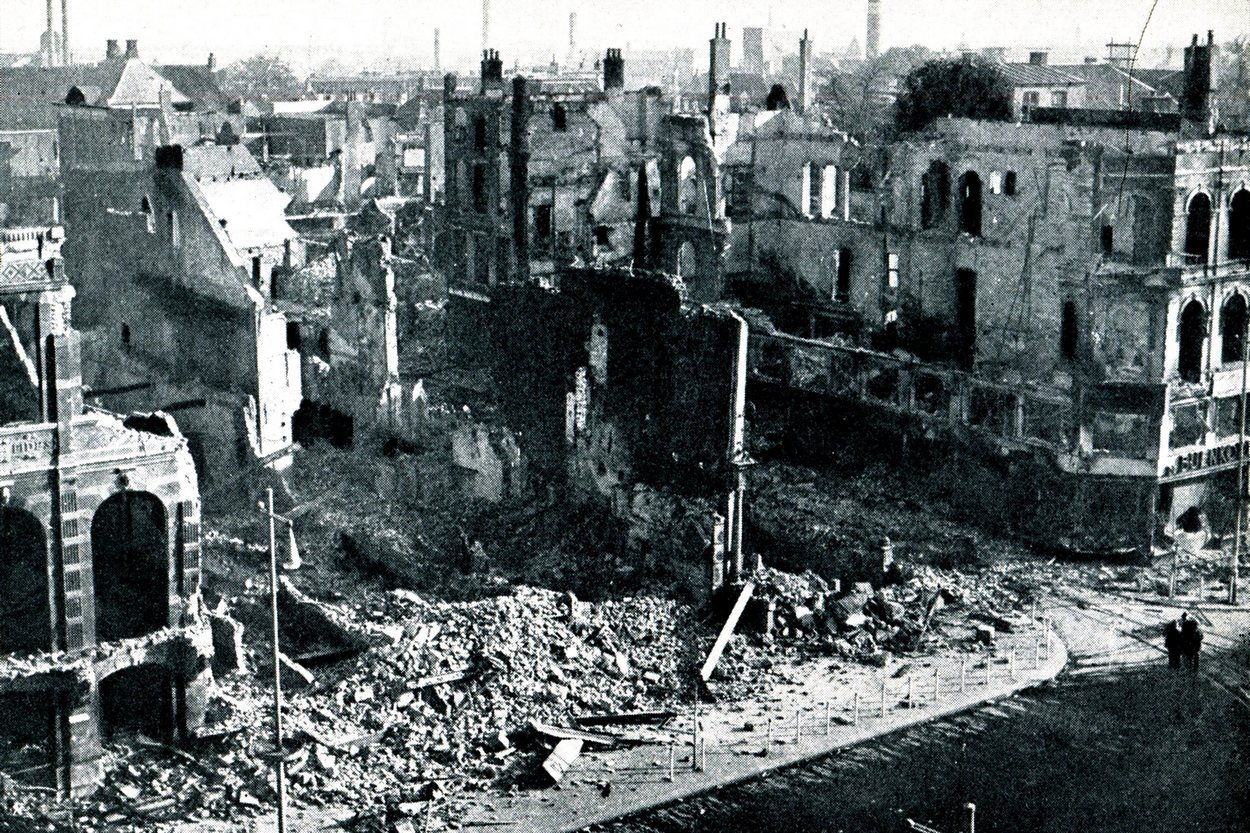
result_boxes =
[1163,439,1250,478]
[0,432,54,467]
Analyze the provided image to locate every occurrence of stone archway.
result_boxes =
[91,491,169,642]
[1185,192,1212,263]
[0,506,50,655]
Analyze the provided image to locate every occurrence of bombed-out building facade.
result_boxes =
[727,33,1250,553]
[0,224,209,797]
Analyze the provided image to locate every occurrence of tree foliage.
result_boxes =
[218,54,303,101]
[893,57,1012,134]
[820,46,935,140]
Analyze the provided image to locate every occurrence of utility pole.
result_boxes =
[1234,305,1247,605]
[265,487,288,833]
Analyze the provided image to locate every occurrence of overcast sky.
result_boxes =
[1,0,1246,72]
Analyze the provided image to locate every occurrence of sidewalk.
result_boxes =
[455,614,1067,832]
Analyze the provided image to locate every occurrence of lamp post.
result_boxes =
[262,487,287,833]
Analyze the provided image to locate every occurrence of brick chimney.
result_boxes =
[124,39,139,60]
[207,52,216,72]
[1182,31,1219,124]
[481,49,503,92]
[798,29,813,114]
[604,48,624,92]
[708,22,730,114]
[106,39,120,60]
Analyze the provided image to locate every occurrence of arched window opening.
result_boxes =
[1061,300,1078,360]
[552,104,567,132]
[0,508,50,655]
[473,116,487,150]
[1178,300,1206,383]
[1185,192,1212,263]
[91,492,169,642]
[99,665,174,742]
[678,156,699,216]
[141,196,154,233]
[1223,293,1248,364]
[920,161,950,230]
[958,171,982,237]
[1229,189,1250,261]
[677,241,697,281]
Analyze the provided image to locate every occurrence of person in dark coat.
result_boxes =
[1181,613,1203,671]
[1164,615,1183,669]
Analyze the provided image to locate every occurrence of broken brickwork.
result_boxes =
[0,224,210,798]
[481,267,748,594]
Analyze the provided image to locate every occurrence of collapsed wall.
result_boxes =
[477,268,749,595]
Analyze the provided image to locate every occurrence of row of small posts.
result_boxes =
[669,612,1054,781]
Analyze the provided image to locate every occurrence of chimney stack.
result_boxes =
[434,28,441,72]
[106,39,120,60]
[45,0,56,66]
[481,49,504,92]
[569,12,578,61]
[61,0,70,65]
[604,48,625,91]
[866,0,880,60]
[124,39,139,60]
[207,52,216,72]
[1182,30,1219,125]
[798,29,813,114]
[708,22,730,100]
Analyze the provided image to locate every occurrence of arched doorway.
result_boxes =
[958,171,982,237]
[0,507,50,654]
[1185,192,1212,263]
[1230,189,1250,261]
[91,492,169,642]
[0,691,54,785]
[1178,300,1206,383]
[1223,293,1248,364]
[98,665,174,742]
[678,156,699,216]
[921,160,950,229]
[677,241,697,281]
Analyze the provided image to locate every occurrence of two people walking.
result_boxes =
[1164,611,1204,671]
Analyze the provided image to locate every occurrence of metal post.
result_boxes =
[824,700,831,734]
[795,709,802,743]
[907,675,914,708]
[1034,636,1041,669]
[699,736,706,772]
[266,488,287,833]
[933,669,940,700]
[960,659,967,692]
[667,743,675,782]
[765,717,772,754]
[881,680,887,717]
[1009,648,1017,680]
[1234,303,1248,606]
[984,658,990,686]
[966,802,977,833]
[692,683,699,773]
[852,692,860,726]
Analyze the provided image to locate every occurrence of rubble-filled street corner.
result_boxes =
[1,1,1249,832]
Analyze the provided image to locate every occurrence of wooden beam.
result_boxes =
[700,581,755,682]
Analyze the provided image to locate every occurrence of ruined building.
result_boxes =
[726,34,1250,552]
[0,223,210,797]
[439,48,671,342]
[485,267,750,595]
[58,100,302,484]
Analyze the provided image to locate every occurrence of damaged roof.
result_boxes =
[197,177,295,252]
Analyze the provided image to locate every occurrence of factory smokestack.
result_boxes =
[569,12,577,62]
[45,0,56,66]
[798,29,813,114]
[61,0,70,65]
[482,0,491,54]
[866,0,880,60]
[434,28,441,72]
